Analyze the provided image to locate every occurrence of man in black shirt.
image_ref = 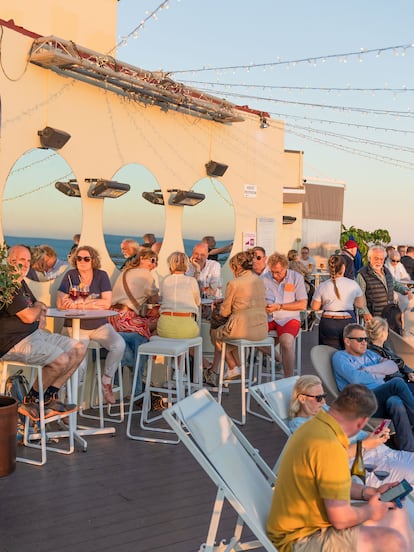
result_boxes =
[0,245,86,421]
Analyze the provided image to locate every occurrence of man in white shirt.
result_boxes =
[187,243,221,296]
[263,253,307,377]
[300,246,316,273]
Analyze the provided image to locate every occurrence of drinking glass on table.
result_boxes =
[79,284,90,309]
[69,285,80,306]
[373,450,390,483]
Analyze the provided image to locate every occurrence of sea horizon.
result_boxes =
[4,234,232,267]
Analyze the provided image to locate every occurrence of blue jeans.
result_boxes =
[373,379,414,451]
[119,332,148,396]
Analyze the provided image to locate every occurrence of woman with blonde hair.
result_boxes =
[288,375,414,487]
[366,316,414,385]
[311,254,364,349]
[157,251,200,339]
[209,250,268,380]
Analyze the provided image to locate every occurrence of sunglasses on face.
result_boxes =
[347,336,369,342]
[76,256,91,262]
[300,393,327,403]
[254,255,263,260]
[391,260,400,264]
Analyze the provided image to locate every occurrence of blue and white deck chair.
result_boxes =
[162,388,277,551]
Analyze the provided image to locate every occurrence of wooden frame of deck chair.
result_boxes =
[162,388,277,552]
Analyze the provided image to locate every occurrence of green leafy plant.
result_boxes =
[340,225,391,264]
[0,243,22,309]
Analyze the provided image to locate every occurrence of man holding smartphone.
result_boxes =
[267,384,413,551]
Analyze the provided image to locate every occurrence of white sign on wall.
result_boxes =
[244,184,257,198]
[243,232,256,251]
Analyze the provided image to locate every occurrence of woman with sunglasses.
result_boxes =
[385,250,412,312]
[57,245,125,404]
[111,249,160,334]
[311,254,364,349]
[288,375,414,487]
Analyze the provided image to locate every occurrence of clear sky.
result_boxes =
[114,0,414,244]
[4,1,414,245]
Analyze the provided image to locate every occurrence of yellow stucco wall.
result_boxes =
[0,2,303,287]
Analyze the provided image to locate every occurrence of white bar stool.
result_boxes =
[269,329,302,377]
[150,335,203,391]
[217,336,275,425]
[0,360,75,466]
[79,340,124,427]
[126,339,190,444]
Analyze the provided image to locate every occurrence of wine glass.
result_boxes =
[374,469,390,482]
[79,284,90,309]
[69,285,80,305]
[365,463,377,474]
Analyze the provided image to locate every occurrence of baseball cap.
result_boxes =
[344,240,358,249]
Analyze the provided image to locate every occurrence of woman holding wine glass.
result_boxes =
[57,245,125,404]
[288,375,414,488]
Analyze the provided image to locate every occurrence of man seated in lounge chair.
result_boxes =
[267,384,414,551]
[332,323,414,451]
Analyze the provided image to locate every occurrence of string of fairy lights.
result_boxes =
[110,4,414,175]
[3,1,414,205]
[108,0,175,54]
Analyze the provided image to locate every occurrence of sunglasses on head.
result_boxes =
[76,256,91,262]
[300,393,327,403]
[347,336,369,342]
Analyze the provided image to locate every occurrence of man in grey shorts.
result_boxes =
[267,384,413,551]
[0,245,86,421]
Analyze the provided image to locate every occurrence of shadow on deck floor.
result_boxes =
[0,329,318,552]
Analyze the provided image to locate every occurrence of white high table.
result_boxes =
[47,307,119,451]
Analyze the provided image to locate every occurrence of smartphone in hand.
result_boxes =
[374,419,391,435]
[379,479,413,504]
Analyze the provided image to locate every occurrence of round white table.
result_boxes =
[47,308,119,450]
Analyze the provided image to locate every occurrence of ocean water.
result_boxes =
[4,234,231,267]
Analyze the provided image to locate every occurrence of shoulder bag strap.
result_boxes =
[122,269,142,311]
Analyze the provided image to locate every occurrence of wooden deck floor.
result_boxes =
[0,329,318,552]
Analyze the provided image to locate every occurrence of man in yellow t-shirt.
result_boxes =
[267,384,413,551]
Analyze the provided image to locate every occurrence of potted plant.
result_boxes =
[0,243,21,309]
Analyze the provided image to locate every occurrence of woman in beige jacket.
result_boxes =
[209,250,268,380]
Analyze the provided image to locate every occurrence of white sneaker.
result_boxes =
[223,366,241,381]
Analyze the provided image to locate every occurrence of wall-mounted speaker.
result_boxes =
[38,126,71,149]
[205,160,229,177]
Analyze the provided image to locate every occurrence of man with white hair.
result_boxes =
[0,244,86,421]
[357,245,412,322]
[187,243,221,296]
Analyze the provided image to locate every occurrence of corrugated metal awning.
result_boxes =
[283,187,306,203]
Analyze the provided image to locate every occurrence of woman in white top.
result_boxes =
[311,254,364,349]
[157,251,201,338]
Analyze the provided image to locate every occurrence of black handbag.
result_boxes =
[210,309,229,330]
